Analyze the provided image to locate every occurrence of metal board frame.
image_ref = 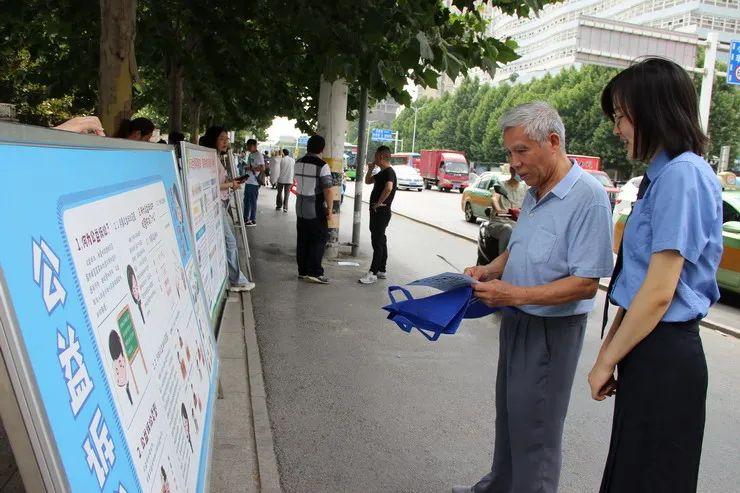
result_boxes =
[225,150,253,279]
[178,141,229,326]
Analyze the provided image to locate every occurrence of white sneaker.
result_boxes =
[229,282,255,292]
[377,271,387,279]
[359,272,378,284]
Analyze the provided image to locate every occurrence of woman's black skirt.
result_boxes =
[600,319,707,493]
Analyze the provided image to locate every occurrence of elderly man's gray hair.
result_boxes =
[499,102,566,147]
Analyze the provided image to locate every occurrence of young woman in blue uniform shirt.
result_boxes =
[589,58,723,492]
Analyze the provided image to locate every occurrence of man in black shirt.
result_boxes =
[359,146,397,284]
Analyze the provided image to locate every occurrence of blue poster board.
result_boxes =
[0,126,219,493]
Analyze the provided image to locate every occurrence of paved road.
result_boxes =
[247,188,740,493]
[344,181,740,327]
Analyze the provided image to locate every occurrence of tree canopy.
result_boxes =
[393,65,740,178]
[1,0,560,136]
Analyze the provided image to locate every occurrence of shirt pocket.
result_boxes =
[528,226,557,264]
[626,201,652,251]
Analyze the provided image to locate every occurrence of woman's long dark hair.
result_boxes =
[600,57,707,162]
[199,126,227,151]
[114,117,155,139]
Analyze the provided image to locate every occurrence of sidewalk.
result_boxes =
[211,224,281,491]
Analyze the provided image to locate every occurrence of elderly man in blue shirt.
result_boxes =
[455,102,614,493]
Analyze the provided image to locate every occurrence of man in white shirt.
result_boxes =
[243,139,264,226]
[276,148,296,213]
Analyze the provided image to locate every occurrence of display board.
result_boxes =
[0,125,218,493]
[178,143,228,321]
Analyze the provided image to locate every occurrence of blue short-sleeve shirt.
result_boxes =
[610,151,723,321]
[503,164,614,317]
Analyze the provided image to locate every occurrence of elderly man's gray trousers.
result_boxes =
[473,309,587,493]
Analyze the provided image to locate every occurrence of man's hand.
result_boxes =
[588,359,617,401]
[464,265,494,282]
[53,116,105,136]
[371,202,386,212]
[472,279,523,307]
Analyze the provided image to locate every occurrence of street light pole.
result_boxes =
[411,105,421,153]
[351,87,369,257]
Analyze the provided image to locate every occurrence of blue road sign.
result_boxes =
[728,40,740,86]
[371,128,393,142]
[297,135,309,146]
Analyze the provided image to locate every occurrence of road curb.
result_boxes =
[240,293,282,492]
[344,192,738,339]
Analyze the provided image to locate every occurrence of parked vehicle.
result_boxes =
[390,152,420,168]
[393,165,424,191]
[461,172,505,222]
[586,170,620,209]
[612,176,643,222]
[613,172,740,294]
[567,154,601,171]
[418,149,470,192]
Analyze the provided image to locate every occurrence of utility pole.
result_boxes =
[351,88,369,257]
[699,32,719,134]
[411,105,422,153]
[316,76,349,258]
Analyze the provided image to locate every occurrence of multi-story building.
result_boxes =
[477,0,738,84]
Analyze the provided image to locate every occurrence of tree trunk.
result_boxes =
[99,0,138,136]
[167,57,184,134]
[188,97,201,144]
[316,74,348,257]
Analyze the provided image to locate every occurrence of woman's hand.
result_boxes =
[589,359,617,401]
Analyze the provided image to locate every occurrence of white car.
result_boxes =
[613,176,643,222]
[393,165,424,191]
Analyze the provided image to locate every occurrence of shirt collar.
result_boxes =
[646,150,671,181]
[529,162,582,201]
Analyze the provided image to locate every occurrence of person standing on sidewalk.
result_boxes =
[454,102,613,493]
[243,139,264,227]
[359,146,396,284]
[276,148,295,212]
[294,135,334,284]
[591,58,721,493]
[271,150,282,190]
[201,126,255,293]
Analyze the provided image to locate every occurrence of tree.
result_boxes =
[99,0,138,135]
[0,0,99,126]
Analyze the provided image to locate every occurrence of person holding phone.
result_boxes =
[202,126,255,292]
[487,171,527,255]
[591,58,722,493]
[359,146,397,284]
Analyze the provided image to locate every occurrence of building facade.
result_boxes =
[477,0,738,84]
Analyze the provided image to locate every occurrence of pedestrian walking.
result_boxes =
[590,58,722,493]
[359,146,396,284]
[294,135,335,284]
[200,126,255,293]
[276,148,295,212]
[242,139,264,227]
[455,102,613,493]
